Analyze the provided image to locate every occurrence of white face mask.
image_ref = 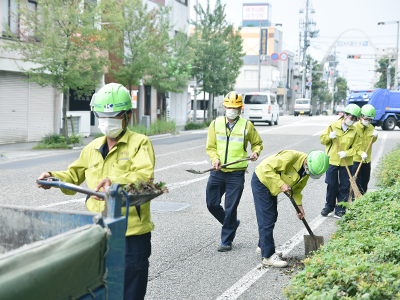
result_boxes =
[98,118,123,138]
[361,119,371,127]
[226,109,240,120]
[345,116,355,126]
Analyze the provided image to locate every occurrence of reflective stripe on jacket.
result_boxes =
[320,119,360,166]
[206,116,263,172]
[50,128,155,236]
[353,121,378,163]
[255,150,309,205]
[215,116,248,168]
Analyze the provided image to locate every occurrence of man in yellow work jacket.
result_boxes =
[37,83,155,300]
[352,104,378,194]
[206,91,263,252]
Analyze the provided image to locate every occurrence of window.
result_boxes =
[176,0,188,6]
[244,95,269,105]
[2,0,18,36]
[295,100,310,104]
[244,70,257,80]
[27,1,37,38]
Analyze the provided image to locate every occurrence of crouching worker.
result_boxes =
[36,83,155,300]
[251,150,329,267]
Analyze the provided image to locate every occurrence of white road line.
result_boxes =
[167,175,209,191]
[215,215,328,300]
[371,133,388,171]
[156,146,204,157]
[155,160,209,172]
[38,198,86,208]
[312,129,325,136]
[258,119,310,134]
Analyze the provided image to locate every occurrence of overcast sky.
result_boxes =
[190,0,400,90]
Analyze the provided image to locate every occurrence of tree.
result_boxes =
[1,0,121,143]
[334,77,348,104]
[374,58,395,89]
[191,0,244,120]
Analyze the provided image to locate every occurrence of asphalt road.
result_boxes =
[1,115,399,300]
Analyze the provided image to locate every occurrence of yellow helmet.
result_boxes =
[223,91,243,108]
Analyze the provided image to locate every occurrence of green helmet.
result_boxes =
[93,83,132,117]
[306,150,329,176]
[344,104,361,118]
[361,104,376,118]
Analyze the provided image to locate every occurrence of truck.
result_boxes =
[0,180,162,300]
[347,89,400,130]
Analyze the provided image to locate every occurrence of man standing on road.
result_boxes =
[252,150,329,267]
[206,91,263,252]
[352,104,379,194]
[37,83,155,300]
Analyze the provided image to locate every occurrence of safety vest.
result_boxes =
[215,116,248,168]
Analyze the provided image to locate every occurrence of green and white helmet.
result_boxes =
[306,150,329,176]
[92,83,132,117]
[361,104,376,118]
[344,104,361,118]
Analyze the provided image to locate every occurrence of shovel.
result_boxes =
[186,157,253,174]
[284,189,324,256]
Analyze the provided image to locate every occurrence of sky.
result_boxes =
[189,0,400,90]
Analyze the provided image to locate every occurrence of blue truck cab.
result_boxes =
[347,89,400,130]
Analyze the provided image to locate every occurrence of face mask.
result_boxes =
[361,119,371,127]
[98,118,123,138]
[345,117,354,126]
[226,109,240,120]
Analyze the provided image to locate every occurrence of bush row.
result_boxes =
[284,142,400,299]
[33,133,83,149]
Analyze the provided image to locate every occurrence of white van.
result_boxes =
[241,93,280,125]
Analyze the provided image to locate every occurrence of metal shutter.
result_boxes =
[0,71,29,144]
[66,116,80,136]
[28,82,55,141]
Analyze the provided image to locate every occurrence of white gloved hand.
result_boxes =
[338,151,347,159]
[373,129,378,137]
[361,152,368,161]
[329,131,337,139]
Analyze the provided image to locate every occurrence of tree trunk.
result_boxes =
[62,90,69,144]
[203,90,206,122]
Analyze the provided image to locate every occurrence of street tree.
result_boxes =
[191,0,244,121]
[1,0,121,143]
[374,58,395,89]
[334,77,348,104]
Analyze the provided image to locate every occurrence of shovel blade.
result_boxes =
[304,235,324,256]
[185,169,204,174]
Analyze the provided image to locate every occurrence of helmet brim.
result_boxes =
[93,110,130,118]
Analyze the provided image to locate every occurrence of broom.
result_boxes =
[347,136,375,201]
[329,126,362,201]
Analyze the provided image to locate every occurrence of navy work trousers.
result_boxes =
[251,173,278,258]
[352,161,371,195]
[206,170,245,244]
[325,164,350,214]
[124,232,151,300]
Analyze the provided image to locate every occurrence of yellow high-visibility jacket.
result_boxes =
[50,128,155,236]
[255,150,309,205]
[353,121,378,163]
[206,116,263,172]
[320,119,360,166]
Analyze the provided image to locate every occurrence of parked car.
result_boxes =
[294,98,312,116]
[241,93,280,125]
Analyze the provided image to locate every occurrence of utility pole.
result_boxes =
[387,55,392,89]
[193,0,198,124]
[395,21,399,90]
[301,0,309,98]
[330,47,336,114]
[258,22,262,92]
[309,57,313,103]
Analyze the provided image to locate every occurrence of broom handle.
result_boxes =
[354,136,375,178]
[329,126,352,178]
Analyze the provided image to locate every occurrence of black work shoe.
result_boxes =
[334,211,345,219]
[218,242,232,252]
[321,208,333,217]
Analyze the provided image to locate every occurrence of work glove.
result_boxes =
[361,152,368,161]
[373,129,378,137]
[338,151,347,159]
[329,131,337,139]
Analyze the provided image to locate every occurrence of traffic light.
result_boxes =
[347,55,361,59]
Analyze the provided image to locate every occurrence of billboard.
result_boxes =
[242,3,271,27]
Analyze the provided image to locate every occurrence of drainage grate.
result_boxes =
[150,201,191,212]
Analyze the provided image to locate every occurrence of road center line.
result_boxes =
[38,198,86,208]
[156,145,204,157]
[371,133,387,171]
[155,160,209,172]
[312,129,325,136]
[215,215,328,300]
[258,118,310,134]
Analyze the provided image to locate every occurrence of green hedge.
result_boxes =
[283,184,400,299]
[184,120,211,130]
[376,142,400,188]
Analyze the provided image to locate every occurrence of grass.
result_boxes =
[184,120,212,130]
[33,133,83,149]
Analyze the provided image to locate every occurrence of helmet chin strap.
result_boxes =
[110,112,129,141]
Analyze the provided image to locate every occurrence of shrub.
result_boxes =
[376,142,400,188]
[33,133,69,149]
[68,133,83,145]
[283,184,400,299]
[184,121,211,130]
[93,132,105,139]
[128,118,176,136]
